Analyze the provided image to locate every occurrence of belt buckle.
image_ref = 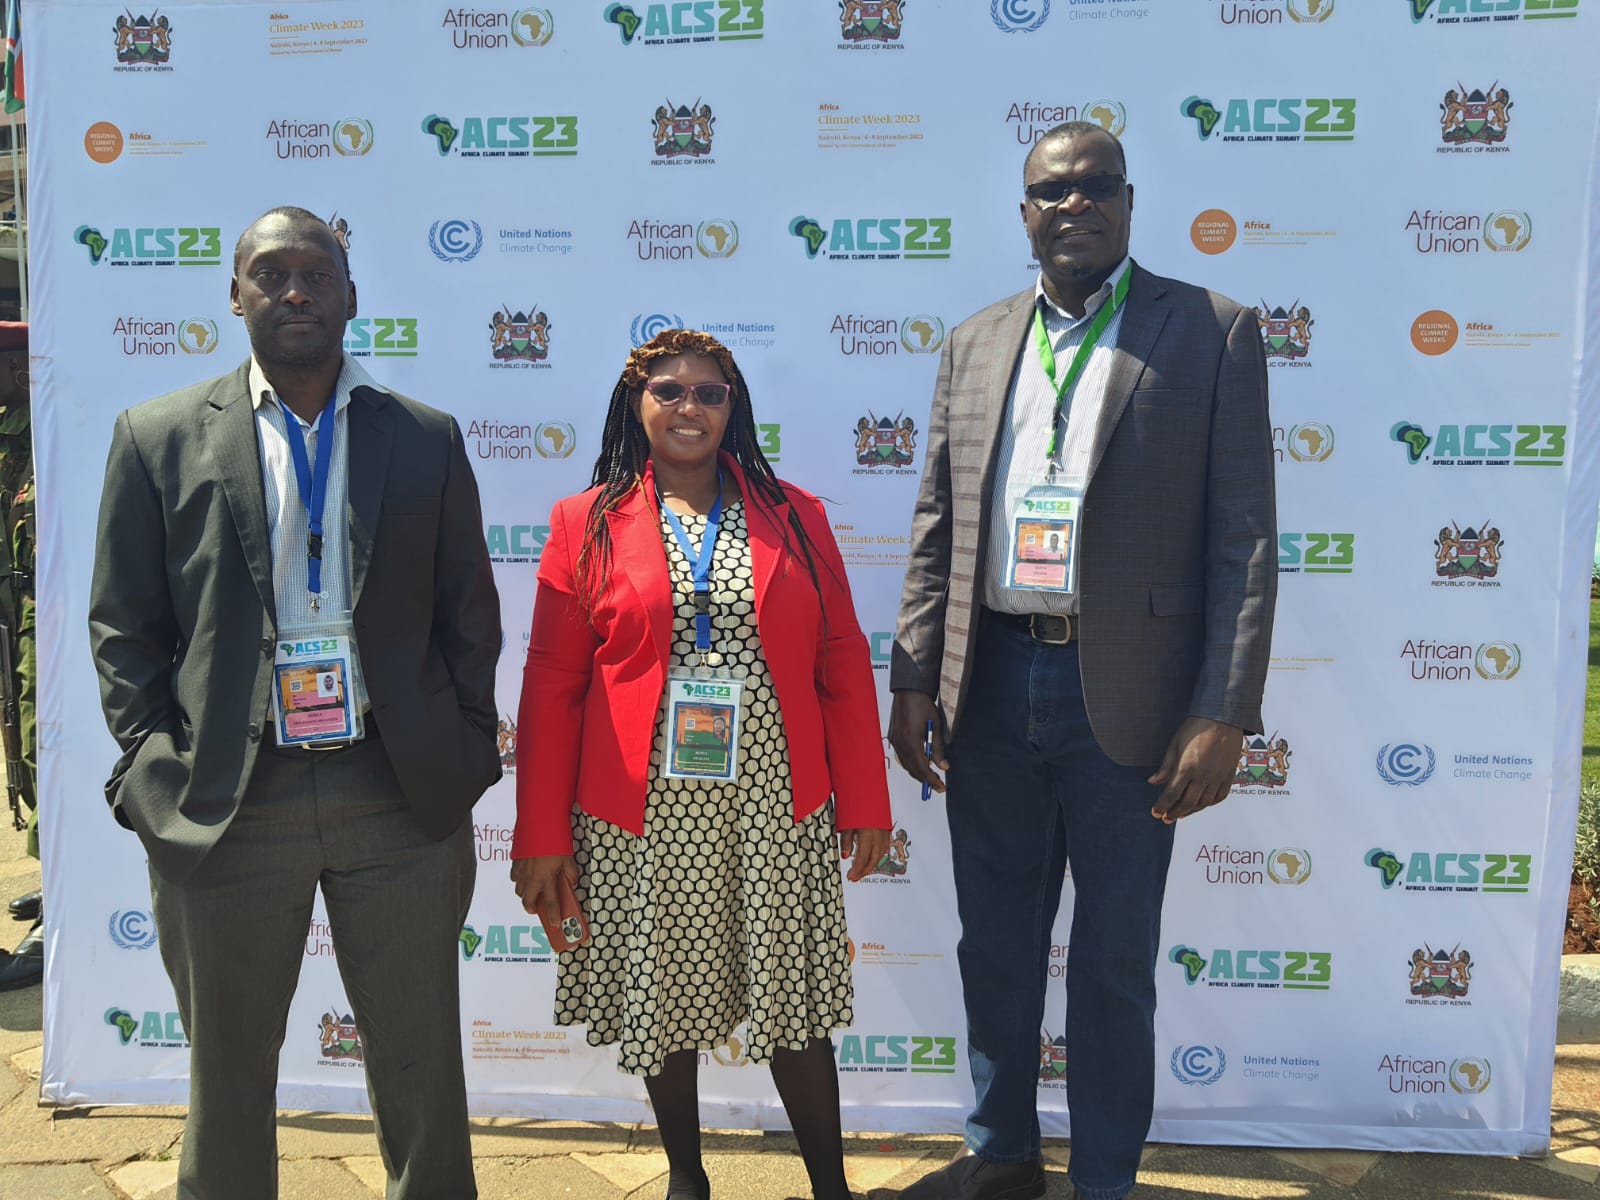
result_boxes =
[301,738,355,753]
[1029,613,1072,645]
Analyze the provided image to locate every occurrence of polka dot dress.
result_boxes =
[554,497,854,1077]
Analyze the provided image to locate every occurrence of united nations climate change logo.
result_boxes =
[991,0,1049,33]
[631,312,684,346]
[430,218,484,263]
[1377,742,1436,786]
[1441,84,1511,146]
[695,219,738,258]
[113,11,174,65]
[109,909,159,950]
[1170,1044,1226,1086]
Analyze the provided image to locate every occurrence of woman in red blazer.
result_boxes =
[511,329,891,1200]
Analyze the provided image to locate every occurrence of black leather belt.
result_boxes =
[984,608,1075,645]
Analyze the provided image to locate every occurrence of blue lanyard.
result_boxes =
[277,399,336,608]
[658,472,723,654]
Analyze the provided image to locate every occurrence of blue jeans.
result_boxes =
[946,613,1175,1200]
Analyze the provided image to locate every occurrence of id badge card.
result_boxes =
[271,618,364,747]
[663,668,744,782]
[1006,480,1083,594]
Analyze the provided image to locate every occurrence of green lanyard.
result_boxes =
[1033,264,1132,468]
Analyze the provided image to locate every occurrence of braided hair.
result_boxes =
[575,328,835,619]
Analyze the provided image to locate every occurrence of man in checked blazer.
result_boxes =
[890,123,1276,1200]
[89,207,500,1199]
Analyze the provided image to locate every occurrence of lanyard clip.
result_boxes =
[307,531,324,561]
[693,590,711,615]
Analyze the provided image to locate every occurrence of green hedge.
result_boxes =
[1579,782,1600,890]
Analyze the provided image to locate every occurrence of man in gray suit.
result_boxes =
[89,207,501,1199]
[889,123,1276,1200]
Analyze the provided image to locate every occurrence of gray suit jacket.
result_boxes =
[891,262,1277,767]
[89,362,502,882]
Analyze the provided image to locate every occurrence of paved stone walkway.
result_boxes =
[3,826,1597,1199]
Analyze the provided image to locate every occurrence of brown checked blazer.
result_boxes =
[89,362,503,882]
[890,263,1277,767]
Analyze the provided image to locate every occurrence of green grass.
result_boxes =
[1580,599,1600,888]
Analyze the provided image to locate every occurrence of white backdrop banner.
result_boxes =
[25,0,1600,1157]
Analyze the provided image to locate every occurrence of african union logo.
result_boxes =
[430,219,484,263]
[1409,944,1472,999]
[1286,423,1333,462]
[511,8,555,45]
[853,413,917,469]
[1171,1045,1226,1086]
[900,315,945,354]
[536,422,577,459]
[1474,642,1520,681]
[712,1024,754,1067]
[1255,300,1313,361]
[489,305,550,361]
[113,11,174,66]
[1081,99,1127,137]
[1435,521,1503,580]
[1235,733,1290,790]
[109,909,159,950]
[992,0,1049,32]
[840,0,905,41]
[1441,84,1511,146]
[332,118,375,157]
[1482,210,1532,252]
[177,318,218,355]
[1450,1057,1490,1095]
[695,219,739,258]
[652,100,715,159]
[631,313,684,346]
[1266,847,1312,885]
[1377,743,1436,786]
[1287,0,1334,20]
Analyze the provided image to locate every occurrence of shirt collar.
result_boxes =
[1034,256,1133,326]
[249,354,379,424]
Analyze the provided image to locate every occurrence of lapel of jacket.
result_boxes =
[724,454,787,628]
[605,470,674,669]
[203,362,276,624]
[1084,263,1170,487]
[975,290,1035,502]
[346,383,394,608]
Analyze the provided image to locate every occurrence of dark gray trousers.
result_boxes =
[149,736,477,1200]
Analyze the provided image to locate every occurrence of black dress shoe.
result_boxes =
[897,1154,1045,1200]
[7,890,39,922]
[0,921,42,991]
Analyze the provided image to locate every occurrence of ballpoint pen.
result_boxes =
[921,717,934,802]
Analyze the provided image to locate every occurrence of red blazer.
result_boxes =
[513,455,892,858]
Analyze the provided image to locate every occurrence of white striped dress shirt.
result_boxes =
[251,355,373,712]
[983,257,1132,616]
